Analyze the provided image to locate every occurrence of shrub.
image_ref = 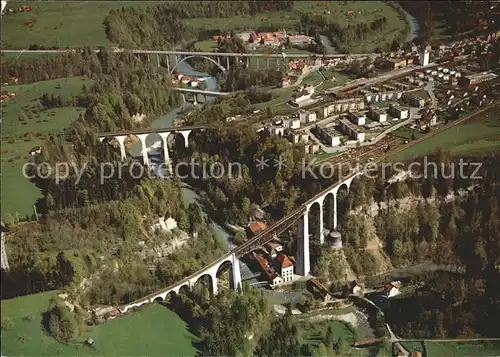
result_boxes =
[22,315,34,322]
[1,318,14,330]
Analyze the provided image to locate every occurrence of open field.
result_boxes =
[0,1,152,49]
[1,138,45,219]
[1,77,93,218]
[401,340,500,357]
[316,70,355,91]
[1,292,198,357]
[253,87,296,110]
[299,320,355,345]
[389,126,426,140]
[1,77,93,138]
[389,104,500,161]
[302,71,323,87]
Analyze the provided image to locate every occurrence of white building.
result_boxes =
[388,105,409,120]
[299,111,317,124]
[277,254,294,283]
[370,108,387,122]
[339,118,365,142]
[384,281,402,298]
[268,125,284,136]
[284,118,301,130]
[349,112,366,126]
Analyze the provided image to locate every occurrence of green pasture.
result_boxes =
[1,291,198,357]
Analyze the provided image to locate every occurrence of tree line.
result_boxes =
[299,13,389,52]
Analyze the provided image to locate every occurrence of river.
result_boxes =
[129,56,254,278]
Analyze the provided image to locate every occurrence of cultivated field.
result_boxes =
[1,77,93,218]
[1,292,198,357]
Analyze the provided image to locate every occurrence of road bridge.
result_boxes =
[118,170,362,313]
[0,48,377,59]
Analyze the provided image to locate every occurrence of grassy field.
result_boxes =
[389,105,500,161]
[303,71,324,87]
[1,77,93,218]
[316,70,354,91]
[0,1,153,48]
[298,320,362,355]
[401,340,500,357]
[1,292,198,357]
[2,77,92,138]
[390,126,426,141]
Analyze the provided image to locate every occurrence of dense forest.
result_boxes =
[386,270,500,339]
[166,285,351,357]
[299,13,398,52]
[399,1,498,43]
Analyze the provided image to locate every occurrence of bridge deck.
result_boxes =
[98,125,208,137]
[172,87,230,96]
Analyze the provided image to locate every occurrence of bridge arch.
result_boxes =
[169,55,227,75]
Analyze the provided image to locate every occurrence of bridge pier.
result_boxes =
[136,133,150,166]
[193,95,198,105]
[156,54,160,68]
[231,255,242,291]
[181,93,186,103]
[114,135,128,161]
[297,212,310,276]
[266,58,270,68]
[179,130,191,148]
[226,57,230,71]
[166,55,170,72]
[333,195,338,230]
[157,132,172,177]
[319,204,325,244]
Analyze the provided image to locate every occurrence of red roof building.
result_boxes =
[247,221,267,236]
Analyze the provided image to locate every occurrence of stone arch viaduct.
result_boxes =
[119,170,362,313]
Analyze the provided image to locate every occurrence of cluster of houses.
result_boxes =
[0,91,16,103]
[246,221,296,288]
[253,242,295,288]
[232,30,312,49]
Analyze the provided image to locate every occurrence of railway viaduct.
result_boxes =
[98,125,208,171]
[119,170,362,313]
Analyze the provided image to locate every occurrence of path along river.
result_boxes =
[128,57,255,279]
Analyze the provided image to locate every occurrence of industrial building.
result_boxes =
[459,72,498,88]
